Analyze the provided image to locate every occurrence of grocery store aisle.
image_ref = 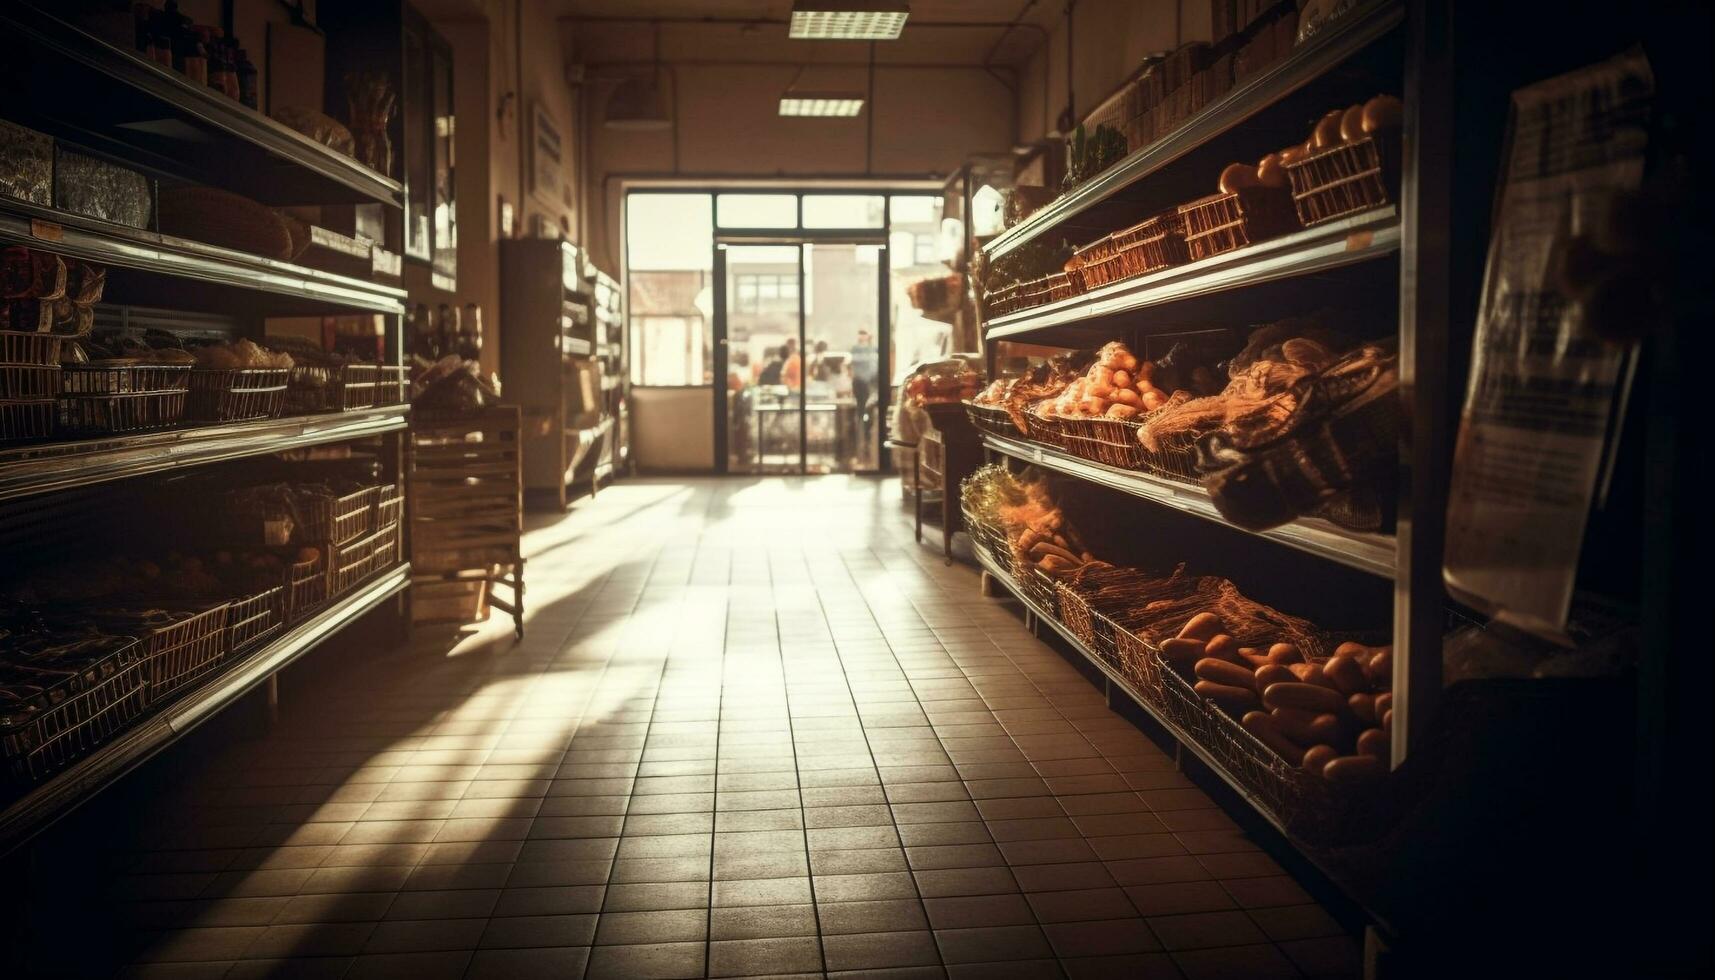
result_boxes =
[37,477,1357,979]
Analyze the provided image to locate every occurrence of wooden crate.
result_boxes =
[408,406,525,637]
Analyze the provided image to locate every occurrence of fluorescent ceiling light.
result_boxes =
[789,1,909,41]
[779,93,866,117]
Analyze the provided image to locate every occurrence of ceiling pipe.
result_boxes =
[557,14,1050,41]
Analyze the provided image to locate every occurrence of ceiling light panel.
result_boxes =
[789,1,910,41]
[779,94,867,117]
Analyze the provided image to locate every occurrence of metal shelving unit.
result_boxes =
[1,4,402,208]
[981,431,1394,577]
[0,565,411,855]
[0,2,413,851]
[982,0,1405,262]
[1,203,406,317]
[0,405,409,503]
[986,207,1399,345]
[974,0,1441,773]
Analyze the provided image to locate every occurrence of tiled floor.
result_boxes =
[30,477,1360,978]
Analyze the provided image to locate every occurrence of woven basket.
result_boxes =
[1071,213,1190,290]
[1178,186,1299,262]
[1284,135,1399,227]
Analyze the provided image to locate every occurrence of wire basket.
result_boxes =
[960,506,1013,571]
[226,585,285,658]
[1178,186,1300,262]
[0,330,63,366]
[285,362,372,414]
[61,363,191,395]
[1070,213,1190,290]
[115,604,232,704]
[186,368,289,422]
[963,401,1016,440]
[370,520,401,570]
[0,636,147,786]
[57,390,188,437]
[984,282,1019,318]
[297,485,379,545]
[375,367,408,407]
[1,399,56,442]
[0,363,60,400]
[1284,135,1398,227]
[375,485,403,529]
[1055,583,1118,667]
[1058,414,1148,469]
[1008,555,1062,618]
[285,550,327,623]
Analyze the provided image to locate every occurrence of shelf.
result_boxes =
[983,0,1404,263]
[0,564,411,855]
[981,431,1394,577]
[986,208,1400,343]
[0,405,410,503]
[974,549,1291,837]
[1,202,407,317]
[3,4,402,208]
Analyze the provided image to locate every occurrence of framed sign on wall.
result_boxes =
[530,102,562,206]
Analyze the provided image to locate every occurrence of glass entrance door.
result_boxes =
[718,241,883,475]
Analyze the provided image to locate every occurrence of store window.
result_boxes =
[802,194,885,228]
[732,273,800,314]
[717,193,797,228]
[627,193,714,386]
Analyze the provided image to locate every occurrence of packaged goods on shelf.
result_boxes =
[0,120,54,207]
[52,148,153,230]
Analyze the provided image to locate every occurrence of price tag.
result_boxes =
[1345,229,1374,251]
[30,219,64,242]
[1031,447,1043,463]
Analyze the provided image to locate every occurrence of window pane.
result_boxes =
[802,194,884,228]
[717,193,797,228]
[627,193,714,386]
[888,195,939,225]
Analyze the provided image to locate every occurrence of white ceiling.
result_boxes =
[558,0,1060,68]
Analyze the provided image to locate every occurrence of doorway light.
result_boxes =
[788,1,910,41]
[778,92,866,117]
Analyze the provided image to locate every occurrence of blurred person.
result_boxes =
[758,346,784,386]
[782,337,802,390]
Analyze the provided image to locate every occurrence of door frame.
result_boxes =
[713,230,891,475]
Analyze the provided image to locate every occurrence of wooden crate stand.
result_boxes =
[407,405,526,638]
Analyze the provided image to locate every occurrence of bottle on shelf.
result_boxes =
[460,302,483,361]
[206,28,234,98]
[181,25,210,86]
[236,48,259,109]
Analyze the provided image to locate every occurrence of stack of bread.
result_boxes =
[1043,341,1172,421]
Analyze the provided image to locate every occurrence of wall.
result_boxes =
[580,60,1015,274]
[1016,0,1215,145]
[400,0,583,380]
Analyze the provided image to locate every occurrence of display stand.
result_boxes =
[407,406,525,638]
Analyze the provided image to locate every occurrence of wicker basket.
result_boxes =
[1284,135,1398,227]
[1023,411,1066,450]
[0,330,62,366]
[1178,186,1299,262]
[1058,414,1148,469]
[186,368,289,422]
[0,636,147,786]
[1055,583,1118,668]
[963,401,1016,440]
[0,363,60,400]
[285,362,372,414]
[0,399,56,442]
[1008,556,1061,618]
[375,485,403,529]
[1070,213,1190,290]
[960,507,1013,571]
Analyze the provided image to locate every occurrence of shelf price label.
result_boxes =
[29,219,63,242]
